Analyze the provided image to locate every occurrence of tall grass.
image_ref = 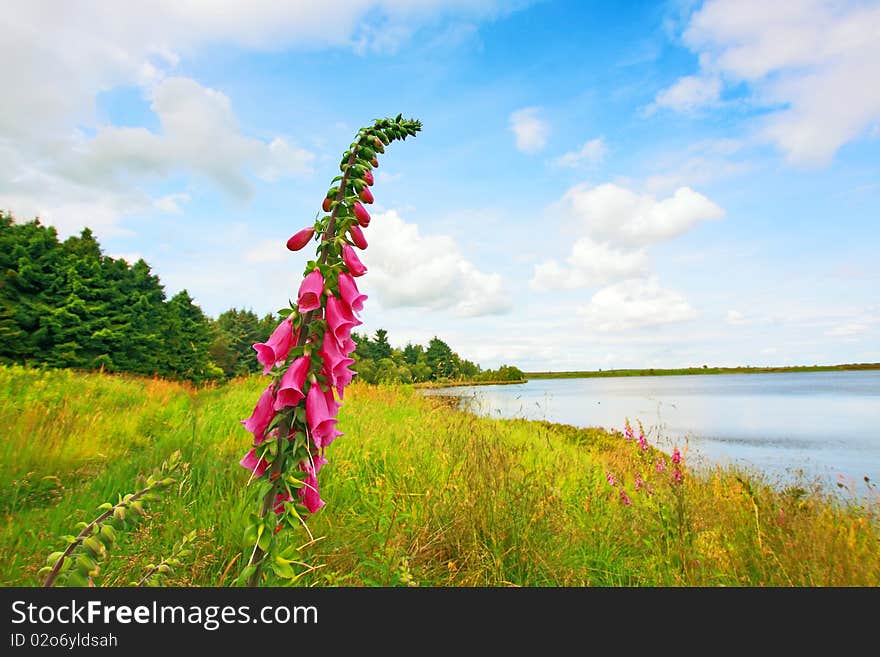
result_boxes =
[1,365,877,586]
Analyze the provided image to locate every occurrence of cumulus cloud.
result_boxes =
[530,182,722,331]
[530,183,723,292]
[655,0,880,165]
[554,137,608,168]
[559,183,725,249]
[577,277,698,331]
[361,209,512,317]
[0,1,524,235]
[530,238,648,291]
[509,107,549,153]
[66,77,314,199]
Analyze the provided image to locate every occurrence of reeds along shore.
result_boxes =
[1,365,878,587]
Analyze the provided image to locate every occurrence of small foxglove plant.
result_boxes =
[238,115,421,586]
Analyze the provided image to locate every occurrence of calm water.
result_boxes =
[424,371,880,493]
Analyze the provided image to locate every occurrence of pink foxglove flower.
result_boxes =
[341,335,357,356]
[353,201,371,227]
[338,271,367,314]
[349,223,368,249]
[305,384,342,449]
[605,471,616,487]
[672,468,684,485]
[299,455,327,513]
[363,169,374,186]
[253,317,294,375]
[298,269,324,313]
[241,384,276,445]
[619,489,632,506]
[273,356,310,411]
[273,490,293,515]
[239,449,269,478]
[326,296,360,344]
[359,187,374,204]
[342,245,367,277]
[320,332,355,396]
[286,227,315,251]
[671,448,681,464]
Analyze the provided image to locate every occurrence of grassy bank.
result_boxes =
[526,363,880,379]
[1,365,878,586]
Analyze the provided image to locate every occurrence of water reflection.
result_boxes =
[424,371,880,495]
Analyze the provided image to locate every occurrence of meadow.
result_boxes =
[1,364,878,587]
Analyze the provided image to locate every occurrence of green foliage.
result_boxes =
[0,212,229,383]
[38,451,185,587]
[350,330,524,384]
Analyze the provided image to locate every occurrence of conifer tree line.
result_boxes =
[0,214,523,384]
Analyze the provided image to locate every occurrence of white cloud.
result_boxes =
[66,77,314,199]
[530,238,648,290]
[656,0,880,165]
[725,309,746,325]
[530,183,723,291]
[509,107,549,154]
[0,1,522,236]
[577,277,698,331]
[557,183,724,249]
[361,209,512,317]
[154,193,191,214]
[554,138,608,168]
[652,75,721,113]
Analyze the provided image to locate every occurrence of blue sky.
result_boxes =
[2,0,878,370]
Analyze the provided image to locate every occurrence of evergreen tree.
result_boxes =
[425,336,460,380]
[371,328,392,360]
[162,290,223,382]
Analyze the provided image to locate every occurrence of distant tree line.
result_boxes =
[0,214,523,384]
[351,329,524,384]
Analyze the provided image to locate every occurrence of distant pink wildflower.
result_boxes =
[619,489,632,506]
[605,471,616,487]
[671,448,682,464]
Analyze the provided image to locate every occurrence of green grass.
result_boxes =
[525,363,880,379]
[1,364,878,587]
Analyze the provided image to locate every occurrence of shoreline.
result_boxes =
[413,379,528,389]
[524,363,880,380]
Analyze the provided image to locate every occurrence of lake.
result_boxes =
[423,371,880,495]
